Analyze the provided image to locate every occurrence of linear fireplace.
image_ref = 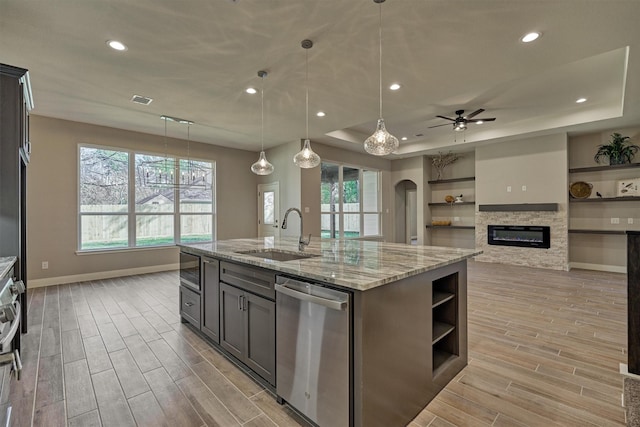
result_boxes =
[488,225,550,249]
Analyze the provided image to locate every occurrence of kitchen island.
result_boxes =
[178,237,480,427]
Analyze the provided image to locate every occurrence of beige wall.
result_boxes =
[28,116,258,285]
[258,140,303,238]
[476,134,568,205]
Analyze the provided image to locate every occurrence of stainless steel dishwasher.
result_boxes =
[275,276,350,427]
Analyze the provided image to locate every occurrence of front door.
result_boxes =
[258,182,280,238]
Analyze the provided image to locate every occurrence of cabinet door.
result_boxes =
[219,283,244,360]
[244,292,276,386]
[201,258,220,343]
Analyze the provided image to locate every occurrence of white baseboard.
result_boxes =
[28,263,179,288]
[569,262,626,274]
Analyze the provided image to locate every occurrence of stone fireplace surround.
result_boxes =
[475,204,568,271]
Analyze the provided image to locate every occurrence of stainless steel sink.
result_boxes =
[235,249,319,262]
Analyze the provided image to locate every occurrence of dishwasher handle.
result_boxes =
[275,283,347,311]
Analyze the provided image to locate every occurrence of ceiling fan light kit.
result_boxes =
[429,108,496,132]
[364,0,399,156]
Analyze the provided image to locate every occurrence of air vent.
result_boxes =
[131,95,153,105]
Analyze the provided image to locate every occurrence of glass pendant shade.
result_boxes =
[364,118,399,155]
[251,151,275,175]
[251,70,274,175]
[364,0,398,157]
[293,139,321,168]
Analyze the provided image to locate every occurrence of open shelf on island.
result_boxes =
[433,291,455,308]
[432,272,458,374]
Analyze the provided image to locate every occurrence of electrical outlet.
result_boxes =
[42,261,49,270]
[507,186,512,192]
[453,217,460,222]
[304,207,310,213]
[611,217,620,224]
[629,218,634,225]
[522,185,527,191]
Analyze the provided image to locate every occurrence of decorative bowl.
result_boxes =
[569,181,593,199]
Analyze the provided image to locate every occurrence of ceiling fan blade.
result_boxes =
[464,109,485,119]
[468,117,496,123]
[435,115,455,122]
[428,123,453,128]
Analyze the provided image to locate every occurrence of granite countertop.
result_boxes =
[0,257,17,279]
[179,237,481,291]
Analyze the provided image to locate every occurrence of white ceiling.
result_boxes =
[2,0,640,158]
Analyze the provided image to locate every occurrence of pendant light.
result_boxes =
[251,70,275,175]
[364,0,399,156]
[293,39,321,169]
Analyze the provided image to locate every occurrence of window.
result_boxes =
[321,162,381,238]
[79,145,214,251]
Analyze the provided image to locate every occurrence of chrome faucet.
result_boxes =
[282,207,311,251]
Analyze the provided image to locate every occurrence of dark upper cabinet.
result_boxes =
[0,63,33,333]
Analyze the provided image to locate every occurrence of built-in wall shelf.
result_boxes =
[568,229,627,235]
[478,203,558,212]
[569,163,640,174]
[426,225,475,230]
[570,196,640,203]
[428,176,475,184]
[428,202,475,206]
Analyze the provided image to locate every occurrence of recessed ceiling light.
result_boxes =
[245,87,257,94]
[576,97,587,103]
[401,136,408,141]
[389,83,401,91]
[316,111,326,117]
[521,32,541,43]
[107,40,127,51]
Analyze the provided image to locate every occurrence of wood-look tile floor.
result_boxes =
[9,261,627,426]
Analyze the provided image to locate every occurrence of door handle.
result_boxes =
[184,302,194,307]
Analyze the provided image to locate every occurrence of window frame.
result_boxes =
[78,143,216,252]
[321,161,382,239]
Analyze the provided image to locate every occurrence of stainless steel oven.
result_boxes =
[0,276,25,426]
[179,251,201,291]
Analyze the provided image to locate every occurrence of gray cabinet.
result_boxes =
[179,285,201,328]
[220,283,245,360]
[201,258,220,343]
[219,261,276,386]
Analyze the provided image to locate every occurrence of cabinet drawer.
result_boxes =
[220,261,276,300]
[180,286,201,328]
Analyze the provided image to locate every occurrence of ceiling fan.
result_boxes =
[428,109,496,132]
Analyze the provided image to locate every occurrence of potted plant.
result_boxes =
[594,133,639,165]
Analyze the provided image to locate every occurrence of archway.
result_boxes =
[394,180,418,244]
